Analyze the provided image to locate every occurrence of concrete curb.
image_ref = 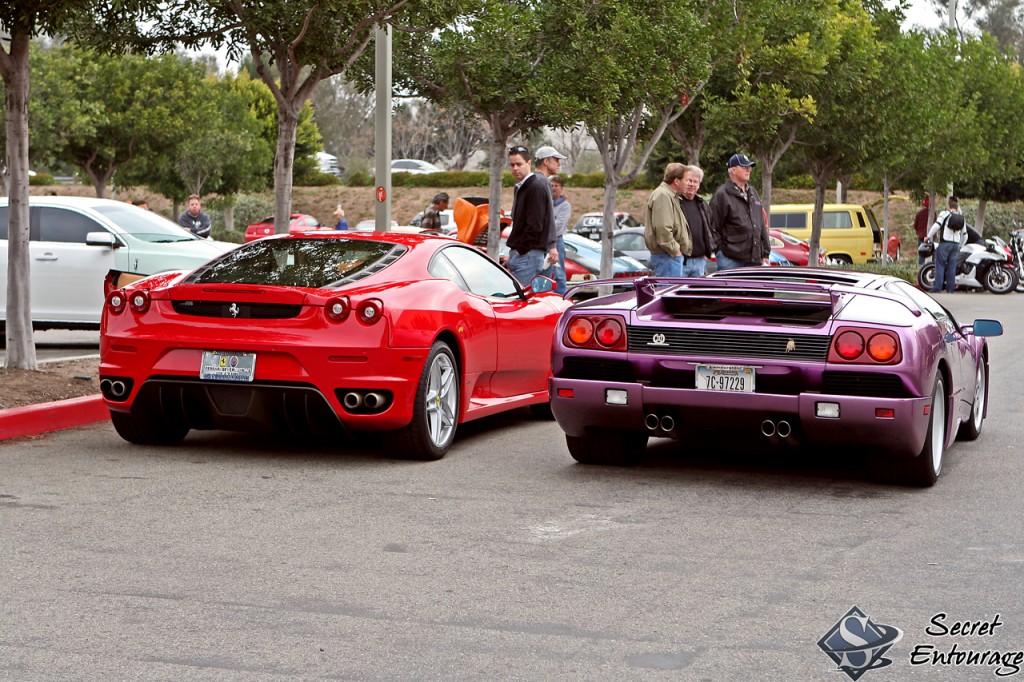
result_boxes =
[0,394,108,441]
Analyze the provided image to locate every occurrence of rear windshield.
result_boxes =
[185,238,406,288]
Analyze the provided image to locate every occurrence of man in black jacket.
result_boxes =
[506,145,557,286]
[677,165,716,276]
[710,154,769,269]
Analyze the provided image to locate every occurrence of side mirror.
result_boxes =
[86,231,119,248]
[971,319,1003,337]
[529,275,555,294]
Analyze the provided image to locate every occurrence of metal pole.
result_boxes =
[374,25,392,231]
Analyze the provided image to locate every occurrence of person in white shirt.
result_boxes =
[926,196,968,293]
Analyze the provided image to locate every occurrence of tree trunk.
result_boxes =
[600,178,619,279]
[881,177,892,256]
[760,162,775,218]
[3,33,38,370]
[273,106,299,235]
[975,198,987,234]
[223,202,235,232]
[809,174,828,266]
[486,130,507,260]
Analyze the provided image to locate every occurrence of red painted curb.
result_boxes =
[0,394,109,441]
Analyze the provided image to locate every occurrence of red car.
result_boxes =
[100,232,572,459]
[244,214,328,242]
[770,229,828,266]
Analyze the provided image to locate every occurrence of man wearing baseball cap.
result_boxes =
[709,153,770,269]
[535,146,569,294]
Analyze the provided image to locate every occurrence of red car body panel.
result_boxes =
[100,233,571,441]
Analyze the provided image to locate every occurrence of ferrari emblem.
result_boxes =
[785,339,796,353]
[229,303,240,318]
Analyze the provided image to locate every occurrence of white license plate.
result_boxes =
[200,351,256,382]
[695,364,755,393]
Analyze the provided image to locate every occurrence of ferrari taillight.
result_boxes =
[564,315,627,351]
[829,327,901,364]
[325,296,350,322]
[356,298,383,325]
[127,289,150,314]
[106,290,126,315]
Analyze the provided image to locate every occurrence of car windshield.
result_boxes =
[618,214,641,228]
[94,204,202,243]
[186,238,406,288]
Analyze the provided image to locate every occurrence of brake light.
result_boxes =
[866,333,898,362]
[834,331,864,360]
[564,315,627,351]
[325,296,350,322]
[356,298,383,325]
[106,290,126,315]
[127,289,150,314]
[829,327,901,364]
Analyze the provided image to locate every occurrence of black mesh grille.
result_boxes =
[558,356,636,383]
[627,327,831,361]
[822,371,910,398]
[171,301,302,319]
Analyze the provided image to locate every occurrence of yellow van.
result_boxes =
[768,203,881,264]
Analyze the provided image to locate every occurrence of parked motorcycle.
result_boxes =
[917,238,1020,294]
[1010,229,1024,293]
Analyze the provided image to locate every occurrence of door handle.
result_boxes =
[34,254,59,261]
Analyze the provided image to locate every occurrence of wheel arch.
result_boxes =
[433,329,465,420]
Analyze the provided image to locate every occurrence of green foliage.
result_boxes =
[28,172,54,185]
[298,172,342,187]
[346,171,372,187]
[960,200,1024,237]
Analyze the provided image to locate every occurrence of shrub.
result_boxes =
[832,259,920,285]
[298,172,342,187]
[29,173,55,186]
[346,170,372,187]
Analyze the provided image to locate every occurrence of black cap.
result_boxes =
[727,153,756,168]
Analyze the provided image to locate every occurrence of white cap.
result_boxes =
[535,146,567,161]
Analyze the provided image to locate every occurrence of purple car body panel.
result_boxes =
[550,268,999,468]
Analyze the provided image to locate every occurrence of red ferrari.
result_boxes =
[100,232,572,459]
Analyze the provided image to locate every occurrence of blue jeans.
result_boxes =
[507,248,547,287]
[650,252,684,277]
[918,237,928,265]
[541,236,567,295]
[933,241,959,293]
[716,251,761,270]
[681,256,707,277]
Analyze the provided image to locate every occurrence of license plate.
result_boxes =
[695,364,755,392]
[200,351,256,382]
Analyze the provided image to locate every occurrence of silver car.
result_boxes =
[0,196,234,330]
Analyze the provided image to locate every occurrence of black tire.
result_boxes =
[983,264,1018,294]
[384,342,459,461]
[917,264,936,290]
[869,377,945,487]
[566,429,648,466]
[109,409,189,445]
[957,362,987,441]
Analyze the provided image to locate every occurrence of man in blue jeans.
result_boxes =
[927,196,968,293]
[506,145,557,287]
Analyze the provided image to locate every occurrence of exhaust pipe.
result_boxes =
[100,379,112,395]
[645,414,660,431]
[110,381,127,399]
[363,392,387,410]
[342,392,363,409]
[776,420,792,438]
[761,419,776,437]
[660,415,675,432]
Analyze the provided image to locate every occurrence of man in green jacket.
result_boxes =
[644,163,692,277]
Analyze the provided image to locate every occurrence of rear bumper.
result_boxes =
[550,378,932,457]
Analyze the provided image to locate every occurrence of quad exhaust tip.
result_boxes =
[761,419,793,438]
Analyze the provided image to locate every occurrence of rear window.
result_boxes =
[770,212,806,229]
[186,238,406,288]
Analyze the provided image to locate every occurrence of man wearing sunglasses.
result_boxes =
[506,145,558,287]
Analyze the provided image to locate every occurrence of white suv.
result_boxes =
[1,196,234,330]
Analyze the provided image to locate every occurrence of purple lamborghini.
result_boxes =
[549,267,1003,486]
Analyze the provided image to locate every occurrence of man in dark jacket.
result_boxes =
[506,145,557,286]
[710,154,769,269]
[677,165,716,276]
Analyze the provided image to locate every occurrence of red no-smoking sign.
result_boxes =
[376,186,386,202]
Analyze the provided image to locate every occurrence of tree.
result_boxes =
[2,0,96,370]
[31,46,208,197]
[555,0,710,276]
[77,0,455,236]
